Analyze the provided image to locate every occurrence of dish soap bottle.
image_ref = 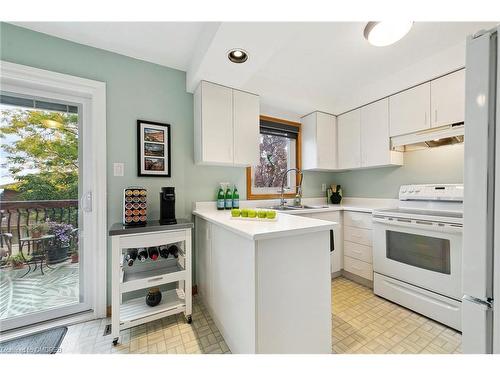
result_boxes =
[232,185,239,209]
[217,184,225,210]
[225,185,233,210]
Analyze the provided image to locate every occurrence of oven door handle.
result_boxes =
[372,217,462,234]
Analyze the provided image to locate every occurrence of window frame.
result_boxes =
[246,115,302,200]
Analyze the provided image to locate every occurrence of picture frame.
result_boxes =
[137,120,171,177]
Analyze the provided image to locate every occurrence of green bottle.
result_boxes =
[232,185,239,209]
[217,184,225,210]
[225,186,233,210]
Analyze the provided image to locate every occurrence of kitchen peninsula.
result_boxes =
[193,205,335,354]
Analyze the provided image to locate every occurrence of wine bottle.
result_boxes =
[148,247,159,261]
[168,244,180,259]
[124,249,138,266]
[159,245,169,259]
[137,248,148,262]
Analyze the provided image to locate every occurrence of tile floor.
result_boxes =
[332,277,462,354]
[58,277,461,354]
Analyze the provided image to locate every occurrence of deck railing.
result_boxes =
[0,200,78,248]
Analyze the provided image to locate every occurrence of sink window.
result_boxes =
[246,116,301,199]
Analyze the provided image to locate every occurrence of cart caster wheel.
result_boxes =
[186,316,192,324]
[113,338,119,346]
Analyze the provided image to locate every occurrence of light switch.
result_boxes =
[113,163,124,177]
[321,183,327,192]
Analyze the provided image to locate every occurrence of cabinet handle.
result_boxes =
[435,109,438,124]
[330,230,335,252]
[424,112,427,125]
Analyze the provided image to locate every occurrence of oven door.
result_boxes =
[373,217,462,300]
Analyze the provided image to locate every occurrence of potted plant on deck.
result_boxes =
[71,248,79,263]
[46,221,74,265]
[29,222,49,239]
[6,253,30,270]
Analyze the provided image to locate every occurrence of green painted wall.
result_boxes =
[0,23,335,303]
[331,143,464,198]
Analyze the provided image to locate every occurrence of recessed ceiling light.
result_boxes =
[228,49,248,63]
[364,21,413,47]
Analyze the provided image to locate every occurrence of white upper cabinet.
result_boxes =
[361,99,403,168]
[389,82,431,137]
[301,111,337,170]
[233,89,260,166]
[338,109,361,169]
[194,81,259,166]
[430,69,465,128]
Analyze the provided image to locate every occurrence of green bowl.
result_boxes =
[231,208,241,217]
[257,211,267,218]
[240,208,249,217]
[247,209,257,218]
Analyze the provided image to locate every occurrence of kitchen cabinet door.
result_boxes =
[233,90,260,166]
[389,82,431,137]
[196,81,234,165]
[361,99,391,167]
[300,211,343,274]
[301,112,337,170]
[431,69,465,128]
[338,109,361,169]
[316,112,337,169]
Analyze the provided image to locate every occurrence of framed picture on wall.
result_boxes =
[137,120,171,177]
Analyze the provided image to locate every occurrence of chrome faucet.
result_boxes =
[279,168,303,208]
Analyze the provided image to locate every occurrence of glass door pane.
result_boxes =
[0,93,86,330]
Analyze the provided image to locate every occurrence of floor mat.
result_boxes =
[0,326,67,354]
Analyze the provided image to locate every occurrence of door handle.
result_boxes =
[330,230,335,252]
[81,191,92,213]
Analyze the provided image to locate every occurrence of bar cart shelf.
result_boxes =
[109,220,194,345]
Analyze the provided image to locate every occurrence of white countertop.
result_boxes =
[192,197,398,241]
[192,209,336,241]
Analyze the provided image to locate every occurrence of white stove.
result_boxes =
[372,184,464,331]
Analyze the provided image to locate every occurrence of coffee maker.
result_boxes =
[159,187,177,225]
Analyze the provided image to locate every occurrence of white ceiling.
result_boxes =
[13,21,497,118]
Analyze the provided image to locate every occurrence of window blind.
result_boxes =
[260,119,298,139]
[0,93,78,113]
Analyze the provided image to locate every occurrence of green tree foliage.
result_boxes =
[0,109,78,200]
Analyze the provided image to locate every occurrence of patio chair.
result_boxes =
[0,232,13,259]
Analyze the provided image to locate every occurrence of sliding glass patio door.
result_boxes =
[0,88,94,332]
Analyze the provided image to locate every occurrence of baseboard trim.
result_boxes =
[341,270,373,289]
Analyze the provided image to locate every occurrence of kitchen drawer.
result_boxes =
[344,226,372,246]
[343,211,373,229]
[344,256,373,281]
[344,241,372,264]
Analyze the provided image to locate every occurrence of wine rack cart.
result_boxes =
[109,220,194,345]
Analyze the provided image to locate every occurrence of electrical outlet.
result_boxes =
[113,163,124,177]
[321,183,327,192]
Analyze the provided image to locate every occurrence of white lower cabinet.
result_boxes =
[344,241,373,264]
[195,216,331,353]
[296,211,343,275]
[344,256,373,281]
[343,211,374,284]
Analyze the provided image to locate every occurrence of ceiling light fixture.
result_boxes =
[228,49,248,64]
[364,21,413,47]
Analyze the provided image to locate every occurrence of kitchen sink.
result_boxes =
[260,204,329,211]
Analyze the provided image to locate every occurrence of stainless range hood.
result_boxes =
[391,123,464,151]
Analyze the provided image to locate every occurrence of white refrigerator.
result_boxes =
[463,25,500,354]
